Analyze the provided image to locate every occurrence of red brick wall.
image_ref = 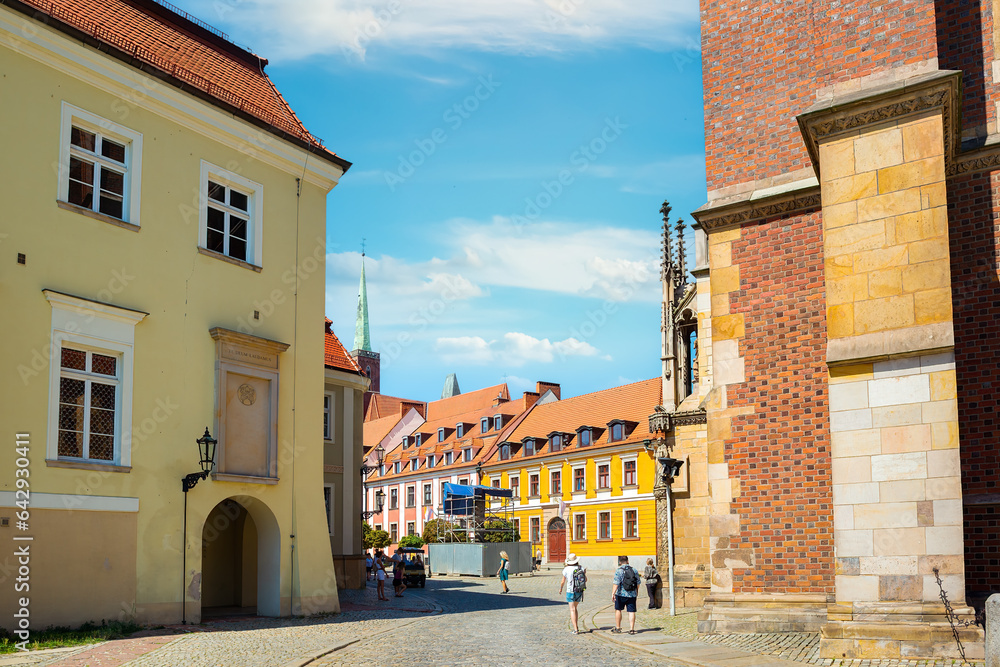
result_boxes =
[946,169,1000,595]
[935,0,993,135]
[701,0,938,193]
[725,210,835,593]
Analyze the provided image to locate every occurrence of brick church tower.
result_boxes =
[691,0,997,659]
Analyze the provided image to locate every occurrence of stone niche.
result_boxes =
[210,328,289,484]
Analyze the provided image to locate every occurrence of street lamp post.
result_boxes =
[360,444,386,521]
[657,455,684,616]
[181,427,216,625]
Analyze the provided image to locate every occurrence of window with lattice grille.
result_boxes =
[57,346,120,462]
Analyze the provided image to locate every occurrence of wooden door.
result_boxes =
[547,517,567,563]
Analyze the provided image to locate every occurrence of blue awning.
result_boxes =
[442,483,512,515]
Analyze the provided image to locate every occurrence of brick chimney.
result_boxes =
[400,401,426,419]
[521,391,540,411]
[536,381,561,400]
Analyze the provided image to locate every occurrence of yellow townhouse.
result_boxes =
[0,0,350,629]
[482,379,662,570]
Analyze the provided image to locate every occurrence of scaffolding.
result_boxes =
[434,483,516,543]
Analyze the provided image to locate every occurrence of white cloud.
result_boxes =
[203,0,700,61]
[436,332,602,366]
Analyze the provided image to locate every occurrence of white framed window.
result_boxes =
[598,464,611,489]
[549,433,563,452]
[623,508,638,538]
[415,433,422,447]
[599,511,611,539]
[423,483,432,505]
[406,485,415,507]
[463,448,473,462]
[529,473,539,496]
[494,414,503,430]
[323,394,332,440]
[459,477,469,485]
[622,458,638,486]
[524,438,535,457]
[44,291,145,468]
[411,459,419,471]
[198,161,263,267]
[510,475,519,497]
[573,466,586,492]
[456,423,464,438]
[609,422,625,442]
[573,513,586,541]
[445,452,453,465]
[481,417,489,432]
[390,523,398,543]
[407,521,416,536]
[530,517,541,543]
[58,103,143,225]
[427,455,435,468]
[578,428,591,447]
[324,483,335,536]
[394,461,402,474]
[390,488,398,509]
[550,470,561,495]
[438,427,445,442]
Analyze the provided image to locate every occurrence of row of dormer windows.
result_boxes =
[498,420,632,461]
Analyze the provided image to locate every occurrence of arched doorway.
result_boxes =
[547,517,567,564]
[201,496,280,617]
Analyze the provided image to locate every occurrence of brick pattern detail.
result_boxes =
[935,0,994,137]
[724,211,835,594]
[701,0,938,193]
[946,169,1000,595]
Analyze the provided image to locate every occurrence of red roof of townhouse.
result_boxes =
[425,383,510,422]
[363,413,403,451]
[324,319,362,374]
[365,394,427,422]
[11,0,350,171]
[485,378,662,464]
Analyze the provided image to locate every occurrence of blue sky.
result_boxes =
[175,0,706,403]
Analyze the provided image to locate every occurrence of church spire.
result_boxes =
[353,243,372,353]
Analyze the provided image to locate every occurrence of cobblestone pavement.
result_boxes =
[312,570,687,667]
[636,605,983,667]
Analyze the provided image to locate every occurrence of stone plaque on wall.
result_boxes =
[210,328,289,484]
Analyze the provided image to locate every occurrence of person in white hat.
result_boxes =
[558,553,587,634]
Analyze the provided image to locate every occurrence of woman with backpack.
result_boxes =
[558,553,586,634]
[497,550,510,593]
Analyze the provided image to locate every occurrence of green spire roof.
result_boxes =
[353,255,371,352]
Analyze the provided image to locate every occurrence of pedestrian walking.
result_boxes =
[611,555,640,634]
[366,553,374,581]
[558,553,587,634]
[392,550,407,597]
[644,558,660,609]
[374,550,389,601]
[497,550,510,593]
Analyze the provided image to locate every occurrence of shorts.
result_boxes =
[376,570,386,581]
[614,595,637,612]
[566,591,584,603]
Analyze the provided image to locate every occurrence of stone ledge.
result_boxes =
[827,322,954,365]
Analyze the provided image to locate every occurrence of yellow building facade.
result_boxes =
[482,379,662,570]
[0,0,348,629]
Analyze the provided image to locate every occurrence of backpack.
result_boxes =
[620,565,638,593]
[572,565,587,592]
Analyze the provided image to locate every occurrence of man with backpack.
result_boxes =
[558,553,587,634]
[611,555,640,634]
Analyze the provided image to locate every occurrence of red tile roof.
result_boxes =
[363,413,403,451]
[426,383,510,422]
[14,0,349,170]
[365,394,427,422]
[485,378,662,464]
[324,319,362,374]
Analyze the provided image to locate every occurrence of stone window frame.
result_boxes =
[390,523,398,544]
[406,485,416,507]
[209,328,288,484]
[572,465,586,493]
[323,393,333,441]
[550,468,562,496]
[509,474,520,498]
[407,521,416,536]
[423,483,432,505]
[390,488,398,509]
[198,161,264,270]
[44,290,146,472]
[621,455,638,488]
[529,516,541,543]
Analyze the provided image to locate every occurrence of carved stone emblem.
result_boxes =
[237,383,256,406]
